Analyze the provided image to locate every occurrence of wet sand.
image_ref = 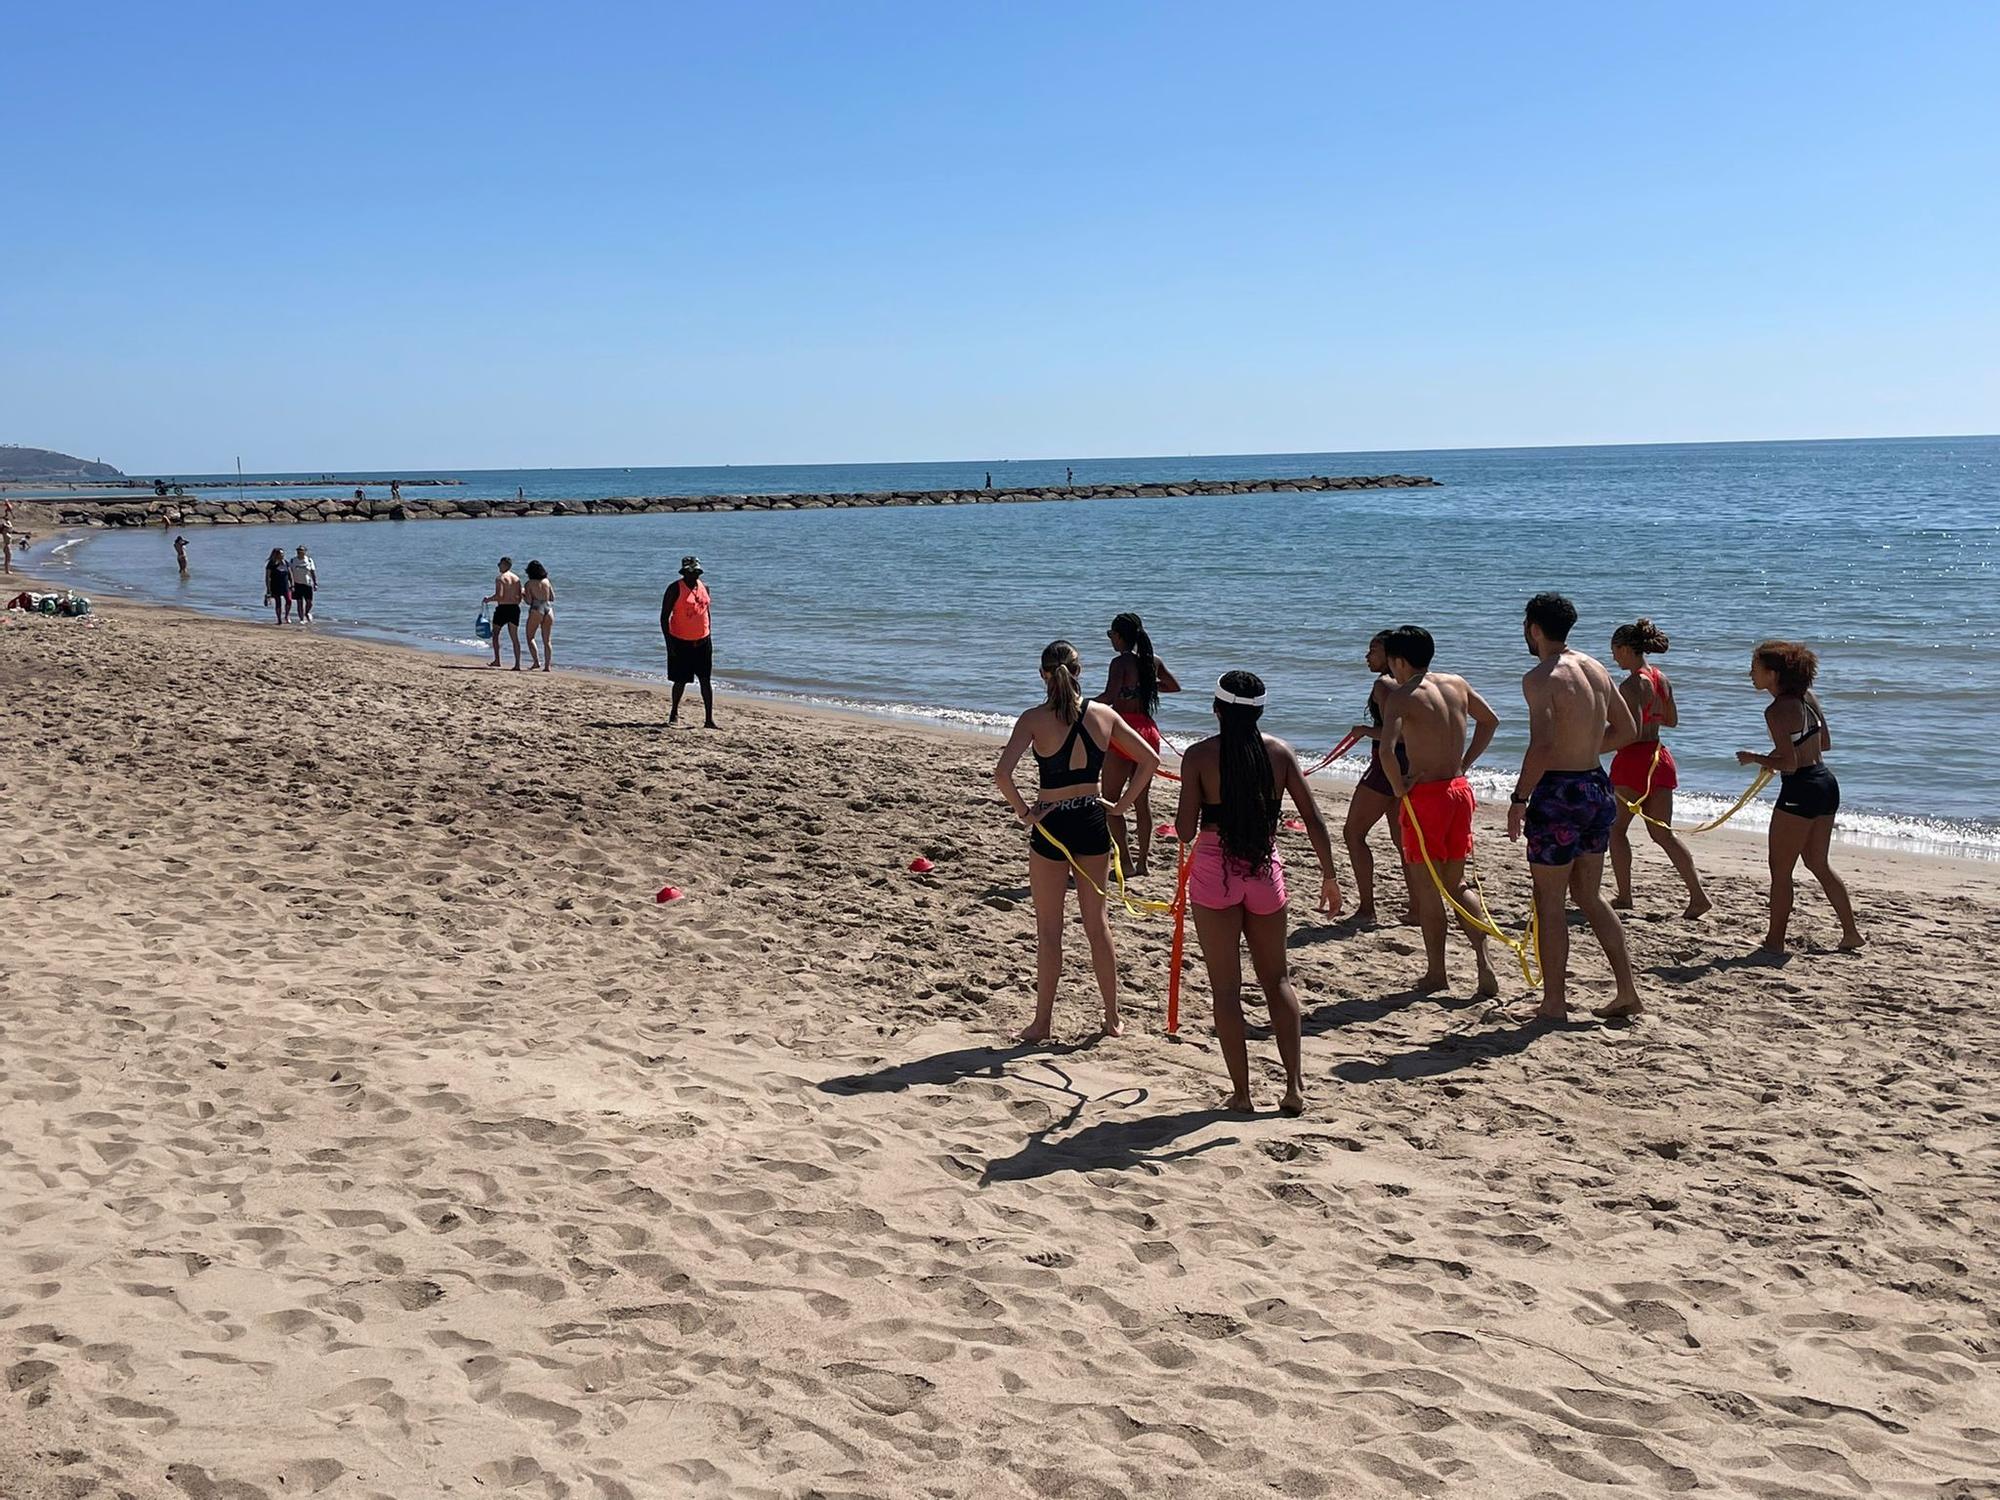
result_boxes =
[3,591,1996,1499]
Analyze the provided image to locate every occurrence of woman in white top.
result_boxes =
[522,560,555,671]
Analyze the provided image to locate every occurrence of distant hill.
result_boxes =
[0,445,123,480]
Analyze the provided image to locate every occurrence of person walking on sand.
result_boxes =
[290,544,318,623]
[522,560,555,671]
[174,535,189,575]
[1507,592,1644,1020]
[659,555,715,725]
[1343,631,1411,925]
[1096,611,1180,876]
[1608,618,1709,917]
[1738,640,1865,955]
[994,640,1161,1042]
[1174,671,1342,1115]
[484,557,525,669]
[1380,625,1502,997]
[263,547,293,624]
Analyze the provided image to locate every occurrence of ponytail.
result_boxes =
[1213,670,1279,869]
[1041,639,1083,724]
[1111,611,1159,715]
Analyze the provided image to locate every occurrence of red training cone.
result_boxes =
[655,885,684,904]
[1156,824,1178,840]
[908,857,935,873]
[1283,818,1307,832]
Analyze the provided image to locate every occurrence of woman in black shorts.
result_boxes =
[1341,631,1407,923]
[994,639,1161,1041]
[1736,640,1865,953]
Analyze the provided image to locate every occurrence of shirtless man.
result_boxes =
[484,557,525,670]
[1507,592,1643,1020]
[1380,624,1502,997]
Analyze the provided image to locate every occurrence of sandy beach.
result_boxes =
[3,588,1997,1499]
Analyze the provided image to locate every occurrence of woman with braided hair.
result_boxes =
[1174,671,1342,1115]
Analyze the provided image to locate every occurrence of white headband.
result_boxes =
[1214,679,1267,707]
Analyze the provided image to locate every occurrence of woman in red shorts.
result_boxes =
[1607,618,1711,918]
[1173,671,1342,1116]
[1097,611,1180,875]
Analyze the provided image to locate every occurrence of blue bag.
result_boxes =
[475,605,492,641]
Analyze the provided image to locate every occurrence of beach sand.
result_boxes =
[3,592,1997,1499]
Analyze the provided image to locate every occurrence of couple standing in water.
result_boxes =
[995,617,1342,1115]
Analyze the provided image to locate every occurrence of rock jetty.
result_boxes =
[42,474,1437,528]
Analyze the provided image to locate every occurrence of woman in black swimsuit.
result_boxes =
[1736,640,1865,953]
[1341,631,1408,924]
[995,639,1162,1041]
[1096,611,1180,877]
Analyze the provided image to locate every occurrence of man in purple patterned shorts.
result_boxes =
[1508,592,1645,1021]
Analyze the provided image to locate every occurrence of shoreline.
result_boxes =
[28,548,1998,869]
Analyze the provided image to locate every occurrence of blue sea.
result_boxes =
[42,437,2000,857]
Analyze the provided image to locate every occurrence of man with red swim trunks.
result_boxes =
[1379,625,1503,997]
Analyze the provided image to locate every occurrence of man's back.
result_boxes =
[1390,672,1471,784]
[1526,650,1621,772]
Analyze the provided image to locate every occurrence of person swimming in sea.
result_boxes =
[1507,592,1643,1020]
[1608,618,1711,917]
[1737,640,1865,954]
[1342,630,1410,925]
[1174,671,1342,1115]
[1096,611,1180,876]
[1379,624,1502,997]
[994,639,1161,1042]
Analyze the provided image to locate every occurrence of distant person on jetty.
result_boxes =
[1174,671,1342,1115]
[1608,618,1709,916]
[1096,611,1180,875]
[1738,640,1865,954]
[1344,630,1410,925]
[1508,592,1643,1019]
[994,639,1160,1041]
[984,472,992,489]
[390,479,402,503]
[485,557,525,669]
[263,547,293,624]
[291,545,318,623]
[659,556,715,726]
[1066,467,1073,486]
[174,535,189,575]
[522,560,555,671]
[1380,625,1501,997]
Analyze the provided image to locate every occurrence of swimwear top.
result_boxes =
[1036,713,1107,792]
[1638,666,1667,728]
[1367,691,1382,728]
[1105,653,1158,715]
[1791,699,1827,746]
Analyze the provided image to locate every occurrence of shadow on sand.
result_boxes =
[819,1039,1096,1096]
[981,1107,1239,1184]
[1333,1013,1583,1083]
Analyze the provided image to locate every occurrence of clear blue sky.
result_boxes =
[6,2,1996,473]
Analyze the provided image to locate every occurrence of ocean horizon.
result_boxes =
[45,434,2000,859]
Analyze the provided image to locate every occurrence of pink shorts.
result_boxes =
[1187,830,1287,915]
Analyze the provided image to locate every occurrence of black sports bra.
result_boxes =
[1036,713,1106,792]
[1792,700,1827,747]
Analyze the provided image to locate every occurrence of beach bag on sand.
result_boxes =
[475,605,492,642]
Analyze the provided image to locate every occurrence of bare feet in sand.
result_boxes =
[1101,1011,1124,1039]
[1837,931,1867,951]
[1279,1088,1306,1117]
[1220,1091,1254,1113]
[1612,894,1635,911]
[1684,893,1713,919]
[1474,959,1501,999]
[1014,1023,1053,1044]
[1593,998,1644,1019]
[1414,971,1450,995]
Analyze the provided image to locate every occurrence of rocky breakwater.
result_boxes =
[47,473,1438,528]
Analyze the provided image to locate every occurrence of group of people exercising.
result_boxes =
[995,593,1866,1114]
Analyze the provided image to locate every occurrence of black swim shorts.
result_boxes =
[667,634,713,686]
[1031,795,1112,862]
[1775,765,1840,820]
[492,603,521,629]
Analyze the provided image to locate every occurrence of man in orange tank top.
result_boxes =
[659,555,716,727]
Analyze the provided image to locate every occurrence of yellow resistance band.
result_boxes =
[1618,743,1777,834]
[1032,818,1179,920]
[1399,794,1542,990]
